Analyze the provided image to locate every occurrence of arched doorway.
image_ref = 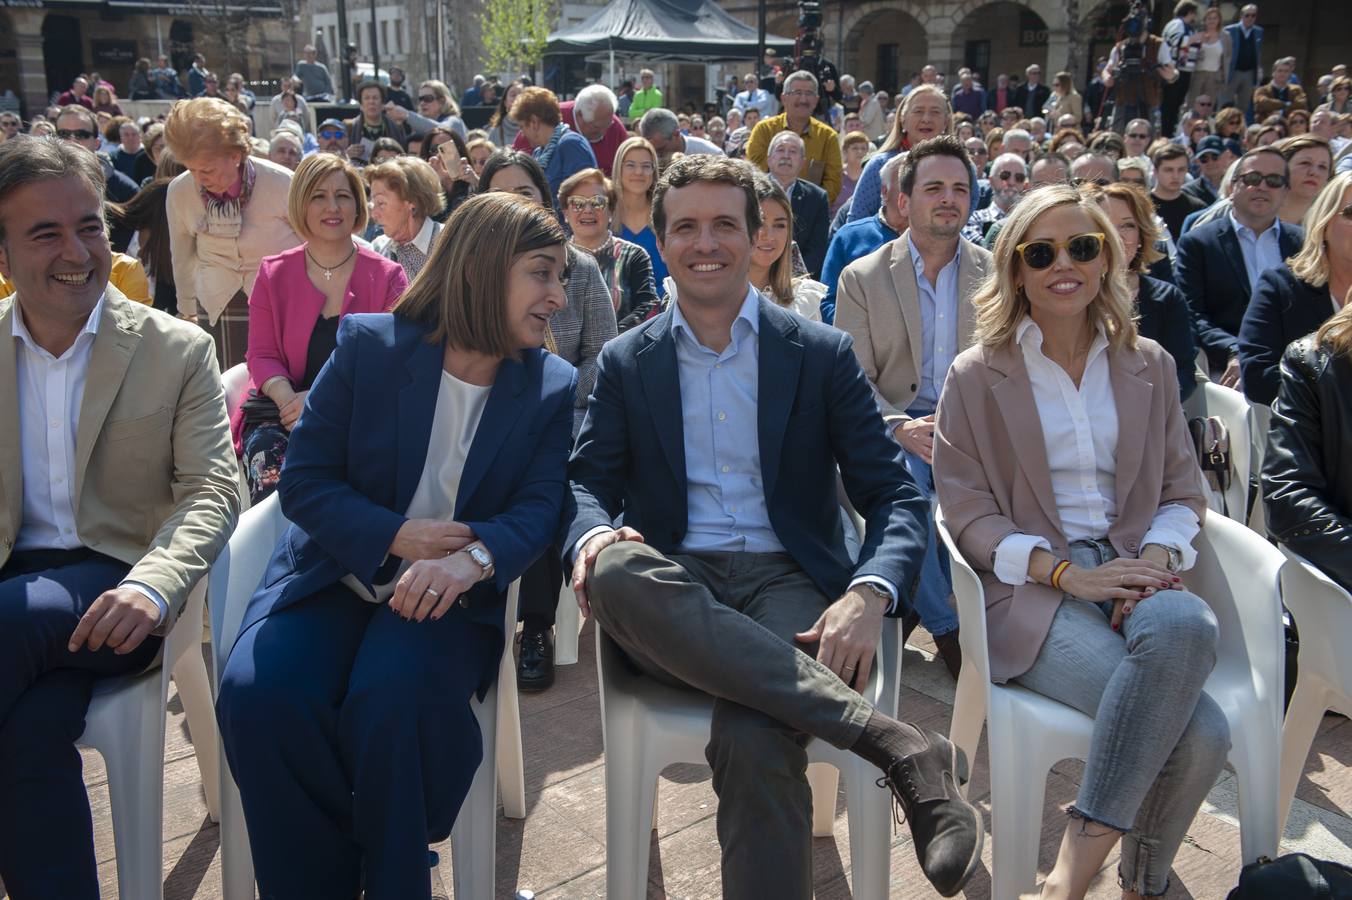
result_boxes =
[0,12,20,108]
[842,7,928,95]
[951,1,1050,87]
[1082,1,1133,80]
[42,14,84,103]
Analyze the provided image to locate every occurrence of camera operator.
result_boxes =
[1101,1,1178,134]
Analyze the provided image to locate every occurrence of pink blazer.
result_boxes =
[932,335,1209,683]
[231,244,408,444]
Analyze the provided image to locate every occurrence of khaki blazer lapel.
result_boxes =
[1109,344,1153,509]
[888,232,924,374]
[986,341,1066,538]
[0,299,22,540]
[73,288,141,515]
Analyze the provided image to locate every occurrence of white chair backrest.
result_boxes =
[934,510,993,686]
[221,363,250,422]
[1190,513,1285,702]
[1280,547,1352,689]
[208,492,290,672]
[1198,382,1252,522]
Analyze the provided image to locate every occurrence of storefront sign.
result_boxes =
[1019,10,1048,47]
[92,39,138,66]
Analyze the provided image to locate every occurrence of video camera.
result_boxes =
[1113,0,1158,80]
[793,0,839,115]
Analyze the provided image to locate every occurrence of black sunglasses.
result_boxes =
[1237,171,1288,189]
[57,129,95,141]
[418,94,437,103]
[1071,176,1111,187]
[997,171,1028,183]
[1015,233,1106,270]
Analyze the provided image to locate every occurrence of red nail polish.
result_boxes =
[1112,622,1119,631]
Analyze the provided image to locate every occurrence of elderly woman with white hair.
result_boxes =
[165,97,299,368]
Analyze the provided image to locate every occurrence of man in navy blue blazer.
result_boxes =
[1176,146,1303,386]
[562,155,983,898]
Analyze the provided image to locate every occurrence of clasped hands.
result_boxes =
[1056,544,1184,631]
[387,519,483,622]
[571,528,885,693]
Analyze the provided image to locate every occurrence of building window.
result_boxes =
[395,19,404,54]
[380,19,388,55]
[876,43,898,94]
[327,26,336,60]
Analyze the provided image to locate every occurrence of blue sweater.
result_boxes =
[819,214,900,323]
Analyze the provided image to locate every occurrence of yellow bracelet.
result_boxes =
[1050,560,1072,592]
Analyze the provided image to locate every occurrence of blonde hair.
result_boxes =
[1098,181,1164,273]
[365,156,446,220]
[881,84,952,153]
[610,136,659,233]
[287,153,370,240]
[392,192,567,356]
[1288,172,1352,288]
[1316,290,1352,356]
[974,184,1138,350]
[418,80,460,119]
[163,97,252,161]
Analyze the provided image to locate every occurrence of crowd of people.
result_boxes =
[1,4,1351,895]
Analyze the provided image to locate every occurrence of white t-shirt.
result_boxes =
[343,369,492,602]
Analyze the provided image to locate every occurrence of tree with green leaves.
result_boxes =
[479,0,552,76]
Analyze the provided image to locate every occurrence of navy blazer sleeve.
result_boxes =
[1139,277,1198,402]
[1238,267,1328,407]
[1175,230,1237,372]
[461,359,579,591]
[560,340,632,555]
[798,185,830,280]
[278,317,411,586]
[826,328,929,608]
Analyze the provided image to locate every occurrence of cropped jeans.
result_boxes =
[1012,539,1230,896]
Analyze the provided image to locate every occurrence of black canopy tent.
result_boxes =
[544,0,795,84]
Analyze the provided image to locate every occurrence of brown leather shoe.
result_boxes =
[879,728,983,897]
[933,629,962,680]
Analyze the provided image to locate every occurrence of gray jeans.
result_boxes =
[1012,540,1230,896]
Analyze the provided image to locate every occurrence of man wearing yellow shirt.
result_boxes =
[747,70,843,203]
[628,69,664,119]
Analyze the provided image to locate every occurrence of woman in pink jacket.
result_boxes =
[235,153,408,502]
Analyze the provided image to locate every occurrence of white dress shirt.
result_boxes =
[12,294,169,622]
[1229,211,1285,291]
[992,318,1200,586]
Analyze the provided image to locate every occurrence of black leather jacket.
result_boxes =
[1263,336,1352,590]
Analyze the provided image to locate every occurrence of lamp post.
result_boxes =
[336,0,352,101]
[369,0,380,84]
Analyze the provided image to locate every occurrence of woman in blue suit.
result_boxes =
[216,192,577,900]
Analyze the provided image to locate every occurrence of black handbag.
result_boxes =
[1227,853,1352,899]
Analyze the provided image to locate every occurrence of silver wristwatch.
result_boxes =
[858,581,893,608]
[466,544,494,581]
[1161,545,1183,573]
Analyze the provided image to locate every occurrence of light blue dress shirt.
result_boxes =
[908,234,962,413]
[1229,211,1284,291]
[671,288,785,554]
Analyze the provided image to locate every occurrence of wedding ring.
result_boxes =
[424,587,440,597]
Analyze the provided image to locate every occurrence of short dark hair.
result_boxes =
[899,134,974,196]
[355,80,386,103]
[651,155,762,240]
[56,103,97,133]
[0,136,105,243]
[1173,0,1199,17]
[478,149,552,209]
[1149,142,1191,166]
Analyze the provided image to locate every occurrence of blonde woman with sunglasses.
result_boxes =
[934,184,1223,900]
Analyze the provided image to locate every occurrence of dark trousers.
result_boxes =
[518,545,562,629]
[588,542,874,899]
[0,548,162,899]
[1162,70,1191,138]
[216,583,496,900]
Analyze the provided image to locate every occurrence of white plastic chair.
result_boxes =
[208,493,526,900]
[220,363,252,510]
[74,579,212,900]
[940,511,1284,899]
[1278,548,1352,834]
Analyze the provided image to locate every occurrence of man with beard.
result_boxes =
[963,151,1028,242]
[834,135,994,680]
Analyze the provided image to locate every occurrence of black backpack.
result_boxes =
[1227,854,1352,899]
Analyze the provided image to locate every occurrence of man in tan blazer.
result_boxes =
[835,135,994,678]
[0,136,239,896]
